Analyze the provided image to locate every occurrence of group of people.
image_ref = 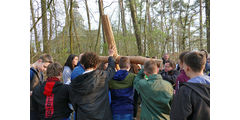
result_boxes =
[30,49,210,120]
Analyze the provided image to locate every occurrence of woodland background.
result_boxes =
[30,0,210,64]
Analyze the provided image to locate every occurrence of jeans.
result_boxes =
[112,114,133,120]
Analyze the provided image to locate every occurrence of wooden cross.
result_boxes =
[99,15,162,67]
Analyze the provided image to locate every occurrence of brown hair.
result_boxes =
[39,54,53,63]
[165,60,176,69]
[183,51,206,72]
[179,51,189,63]
[47,62,63,77]
[80,52,100,69]
[144,60,158,74]
[119,57,130,69]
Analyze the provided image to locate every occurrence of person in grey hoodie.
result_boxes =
[170,51,210,120]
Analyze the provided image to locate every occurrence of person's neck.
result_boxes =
[188,72,204,79]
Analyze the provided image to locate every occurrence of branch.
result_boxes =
[30,0,53,32]
[103,1,116,10]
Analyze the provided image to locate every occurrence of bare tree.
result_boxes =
[41,0,49,53]
[30,0,41,53]
[69,0,74,54]
[205,0,210,53]
[199,0,203,49]
[129,0,143,55]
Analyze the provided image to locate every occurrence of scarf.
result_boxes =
[43,77,60,96]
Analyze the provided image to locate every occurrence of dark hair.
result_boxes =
[144,60,158,74]
[165,60,176,69]
[119,57,130,69]
[39,54,53,63]
[200,49,208,59]
[47,62,63,77]
[64,54,78,70]
[80,52,100,69]
[183,51,206,72]
[179,51,190,63]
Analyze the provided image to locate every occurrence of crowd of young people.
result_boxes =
[30,49,210,120]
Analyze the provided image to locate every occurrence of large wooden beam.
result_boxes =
[99,56,162,66]
[102,15,118,58]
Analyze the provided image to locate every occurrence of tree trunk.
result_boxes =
[69,0,74,54]
[129,0,143,55]
[143,8,147,56]
[199,0,203,49]
[98,0,106,43]
[30,0,41,53]
[49,7,53,41]
[99,0,107,55]
[205,0,210,53]
[63,0,69,50]
[41,0,49,53]
[169,0,175,53]
[188,21,191,51]
[119,0,127,36]
[85,0,91,32]
[52,0,59,54]
[95,16,101,53]
[73,15,80,53]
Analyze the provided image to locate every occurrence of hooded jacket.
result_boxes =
[134,69,173,120]
[30,67,44,113]
[170,75,210,120]
[160,69,180,87]
[109,70,136,115]
[175,69,190,91]
[32,77,72,120]
[70,56,115,120]
[71,64,85,80]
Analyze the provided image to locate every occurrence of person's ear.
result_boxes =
[186,66,190,72]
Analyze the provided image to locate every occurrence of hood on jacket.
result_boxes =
[113,70,129,81]
[183,82,210,106]
[188,75,210,85]
[70,70,99,95]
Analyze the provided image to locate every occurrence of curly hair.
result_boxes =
[47,62,63,77]
[80,52,100,69]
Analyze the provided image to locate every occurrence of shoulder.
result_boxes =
[63,66,72,73]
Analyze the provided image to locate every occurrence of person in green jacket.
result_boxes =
[134,60,173,120]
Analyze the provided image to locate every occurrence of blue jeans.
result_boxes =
[112,114,133,120]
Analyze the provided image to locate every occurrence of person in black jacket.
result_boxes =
[30,54,53,120]
[32,62,72,120]
[69,49,116,120]
[160,60,179,87]
[170,51,210,120]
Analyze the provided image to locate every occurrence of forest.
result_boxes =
[30,0,210,64]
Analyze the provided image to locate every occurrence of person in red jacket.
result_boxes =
[32,62,72,120]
